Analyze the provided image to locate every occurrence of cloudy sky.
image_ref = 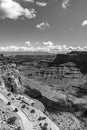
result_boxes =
[0,0,87,52]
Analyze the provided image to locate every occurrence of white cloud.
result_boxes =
[24,8,36,19]
[51,45,87,53]
[36,22,50,30]
[24,0,34,3]
[81,20,87,27]
[62,0,70,9]
[42,41,87,53]
[0,0,36,19]
[0,46,34,51]
[43,41,53,46]
[0,43,87,53]
[36,2,47,7]
[25,41,32,46]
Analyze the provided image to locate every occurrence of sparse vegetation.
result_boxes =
[7,102,11,105]
[14,108,18,112]
[21,104,26,108]
[40,123,48,130]
[7,93,11,96]
[38,116,46,121]
[15,126,22,130]
[11,97,14,100]
[7,116,16,125]
[30,109,35,113]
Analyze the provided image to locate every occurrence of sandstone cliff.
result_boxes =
[50,51,87,74]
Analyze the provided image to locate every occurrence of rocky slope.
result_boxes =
[21,76,87,130]
[0,63,60,130]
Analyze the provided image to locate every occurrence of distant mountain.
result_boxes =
[68,51,87,55]
[0,51,52,56]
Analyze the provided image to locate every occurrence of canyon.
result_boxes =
[0,51,87,130]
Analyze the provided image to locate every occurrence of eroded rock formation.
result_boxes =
[50,51,87,74]
[0,64,23,93]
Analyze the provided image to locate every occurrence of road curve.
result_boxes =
[0,94,33,130]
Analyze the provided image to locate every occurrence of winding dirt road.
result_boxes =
[0,94,33,130]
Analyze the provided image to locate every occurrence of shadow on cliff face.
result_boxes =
[2,77,17,93]
[24,85,80,113]
[76,83,87,98]
[82,110,87,118]
[49,52,87,75]
[76,89,87,98]
[79,63,87,74]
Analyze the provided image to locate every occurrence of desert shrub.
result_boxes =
[21,104,26,108]
[38,116,46,121]
[7,116,16,125]
[11,97,14,100]
[7,102,11,105]
[30,109,35,113]
[7,93,11,96]
[15,127,22,130]
[40,123,48,130]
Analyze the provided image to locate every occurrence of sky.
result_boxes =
[0,0,87,52]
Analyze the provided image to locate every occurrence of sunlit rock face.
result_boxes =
[27,51,87,90]
[31,62,85,89]
[35,62,80,77]
[0,64,23,93]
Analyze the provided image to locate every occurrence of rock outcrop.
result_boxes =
[50,51,87,74]
[0,64,24,93]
